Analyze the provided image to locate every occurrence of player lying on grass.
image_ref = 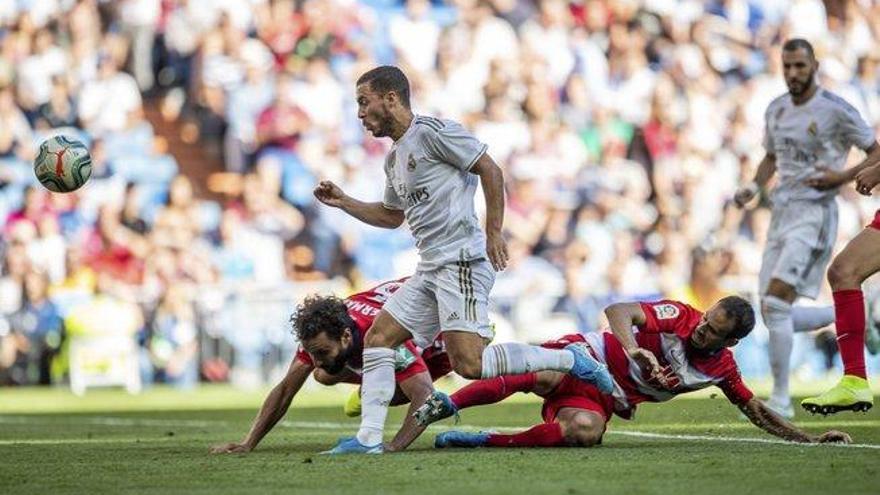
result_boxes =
[210,279,451,454]
[413,297,852,448]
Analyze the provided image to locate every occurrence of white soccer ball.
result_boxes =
[33,135,93,193]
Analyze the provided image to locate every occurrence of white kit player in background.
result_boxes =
[314,66,614,454]
[734,39,880,418]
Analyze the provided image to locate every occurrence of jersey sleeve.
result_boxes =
[383,172,404,210]
[638,300,698,335]
[717,366,754,405]
[835,98,876,151]
[422,119,489,172]
[393,340,430,382]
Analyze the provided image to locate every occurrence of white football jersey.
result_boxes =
[763,88,876,203]
[383,115,489,271]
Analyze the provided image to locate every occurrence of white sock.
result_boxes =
[356,347,396,447]
[791,305,835,333]
[480,343,575,378]
[763,295,794,406]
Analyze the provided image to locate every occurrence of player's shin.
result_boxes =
[833,290,867,378]
[763,295,794,410]
[356,347,397,447]
[486,423,567,448]
[480,344,574,378]
[791,305,835,332]
[451,373,538,409]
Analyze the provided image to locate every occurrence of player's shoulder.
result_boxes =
[765,93,790,115]
[818,88,853,107]
[412,115,450,133]
[641,299,700,321]
[818,88,861,116]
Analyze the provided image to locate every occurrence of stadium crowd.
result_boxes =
[1,0,879,389]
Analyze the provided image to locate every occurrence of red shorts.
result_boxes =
[423,348,452,381]
[871,209,880,230]
[540,375,615,425]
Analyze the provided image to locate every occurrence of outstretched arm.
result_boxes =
[807,142,880,191]
[385,371,435,452]
[314,180,405,229]
[210,358,313,453]
[738,398,851,443]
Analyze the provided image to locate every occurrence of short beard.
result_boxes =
[788,70,816,97]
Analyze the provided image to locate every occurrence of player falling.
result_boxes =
[414,298,851,448]
[734,39,880,418]
[313,66,612,454]
[210,279,451,454]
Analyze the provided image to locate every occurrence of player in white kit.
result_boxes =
[314,66,614,454]
[734,39,880,417]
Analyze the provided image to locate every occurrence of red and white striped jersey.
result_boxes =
[544,300,754,419]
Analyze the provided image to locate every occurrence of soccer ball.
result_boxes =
[33,135,93,193]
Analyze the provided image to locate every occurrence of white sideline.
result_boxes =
[2,416,879,450]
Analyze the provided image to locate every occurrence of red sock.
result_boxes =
[450,373,538,409]
[833,290,866,379]
[487,422,567,448]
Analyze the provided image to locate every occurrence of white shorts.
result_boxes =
[383,258,496,348]
[759,200,837,299]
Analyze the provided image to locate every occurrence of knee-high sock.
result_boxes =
[791,305,835,332]
[486,422,567,448]
[763,295,794,405]
[450,373,538,409]
[833,290,867,379]
[356,347,396,447]
[481,343,574,378]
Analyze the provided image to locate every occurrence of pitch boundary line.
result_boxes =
[2,416,879,450]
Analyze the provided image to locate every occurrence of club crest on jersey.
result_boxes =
[807,121,818,136]
[653,304,680,320]
[407,154,417,171]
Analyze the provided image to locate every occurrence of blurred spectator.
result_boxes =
[4,271,64,385]
[148,285,198,388]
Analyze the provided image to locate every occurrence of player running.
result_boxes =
[313,66,612,454]
[210,279,450,454]
[734,39,880,417]
[801,160,880,415]
[415,297,852,448]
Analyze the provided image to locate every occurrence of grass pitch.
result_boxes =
[1,383,877,495]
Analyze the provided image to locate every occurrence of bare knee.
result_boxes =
[364,312,409,349]
[560,413,604,447]
[827,258,863,290]
[444,332,486,379]
[451,358,483,380]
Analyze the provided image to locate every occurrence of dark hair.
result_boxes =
[356,65,411,108]
[290,294,354,342]
[718,295,756,340]
[782,38,815,59]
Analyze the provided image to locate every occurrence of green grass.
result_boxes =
[1,384,878,495]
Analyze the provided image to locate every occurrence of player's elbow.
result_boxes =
[603,303,626,320]
[384,209,405,228]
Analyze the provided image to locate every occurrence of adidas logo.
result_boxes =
[447,312,460,322]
